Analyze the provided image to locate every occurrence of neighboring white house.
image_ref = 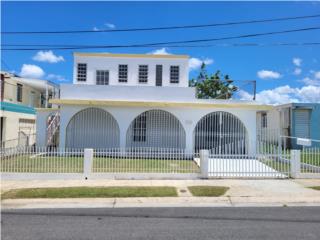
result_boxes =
[1,71,59,148]
[36,52,272,154]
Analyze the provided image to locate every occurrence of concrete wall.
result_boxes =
[60,84,196,101]
[73,55,189,87]
[57,105,257,154]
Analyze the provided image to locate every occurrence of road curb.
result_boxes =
[2,197,320,209]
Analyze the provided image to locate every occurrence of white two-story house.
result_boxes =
[36,52,271,154]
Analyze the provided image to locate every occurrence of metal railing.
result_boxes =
[93,148,198,173]
[208,153,290,178]
[0,133,36,150]
[1,147,84,173]
[0,147,199,174]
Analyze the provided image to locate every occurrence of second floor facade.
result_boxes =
[73,53,190,87]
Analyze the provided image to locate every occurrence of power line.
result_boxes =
[2,26,320,51]
[3,42,320,48]
[2,14,320,34]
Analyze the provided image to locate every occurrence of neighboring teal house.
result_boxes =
[278,103,320,148]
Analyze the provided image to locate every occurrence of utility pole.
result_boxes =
[253,80,256,101]
[0,73,4,102]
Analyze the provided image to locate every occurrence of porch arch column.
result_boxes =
[59,106,81,148]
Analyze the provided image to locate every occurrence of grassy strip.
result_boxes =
[1,186,178,199]
[309,186,320,191]
[188,186,229,197]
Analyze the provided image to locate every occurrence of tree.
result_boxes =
[189,63,237,99]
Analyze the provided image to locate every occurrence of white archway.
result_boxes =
[194,111,248,154]
[126,109,186,149]
[66,107,120,148]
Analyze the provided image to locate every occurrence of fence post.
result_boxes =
[290,149,301,178]
[84,148,93,179]
[200,149,209,179]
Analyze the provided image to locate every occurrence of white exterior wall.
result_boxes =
[60,84,195,101]
[73,55,189,87]
[58,105,257,154]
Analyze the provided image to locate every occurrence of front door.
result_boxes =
[156,65,162,86]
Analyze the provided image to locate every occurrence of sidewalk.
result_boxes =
[2,179,320,209]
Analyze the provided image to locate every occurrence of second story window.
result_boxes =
[170,66,180,83]
[138,65,148,83]
[77,63,87,82]
[96,70,109,85]
[17,84,23,102]
[118,64,128,82]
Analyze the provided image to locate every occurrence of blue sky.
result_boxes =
[1,1,320,104]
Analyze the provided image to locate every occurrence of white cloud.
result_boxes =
[293,57,302,67]
[47,74,67,82]
[104,23,116,29]
[293,68,302,75]
[257,70,281,79]
[32,50,64,63]
[189,57,214,71]
[93,27,99,31]
[148,48,171,55]
[239,85,320,105]
[301,77,320,86]
[300,71,320,86]
[19,64,45,79]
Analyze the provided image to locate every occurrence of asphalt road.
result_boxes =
[2,207,320,240]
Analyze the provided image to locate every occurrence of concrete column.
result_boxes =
[184,122,194,153]
[290,149,301,178]
[200,149,209,179]
[84,148,93,179]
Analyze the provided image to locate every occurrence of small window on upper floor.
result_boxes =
[17,84,23,102]
[77,63,87,82]
[118,64,128,82]
[96,70,109,85]
[170,66,180,83]
[138,65,148,83]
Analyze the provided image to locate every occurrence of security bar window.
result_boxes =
[17,84,23,102]
[138,65,148,83]
[96,70,109,85]
[170,66,180,83]
[77,63,87,82]
[118,64,128,82]
[261,113,267,128]
[133,114,147,142]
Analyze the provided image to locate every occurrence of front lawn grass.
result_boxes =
[0,155,199,173]
[309,186,320,191]
[188,186,229,197]
[1,186,178,199]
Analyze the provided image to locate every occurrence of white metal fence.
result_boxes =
[1,129,319,179]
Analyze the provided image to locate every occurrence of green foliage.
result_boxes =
[189,63,238,99]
